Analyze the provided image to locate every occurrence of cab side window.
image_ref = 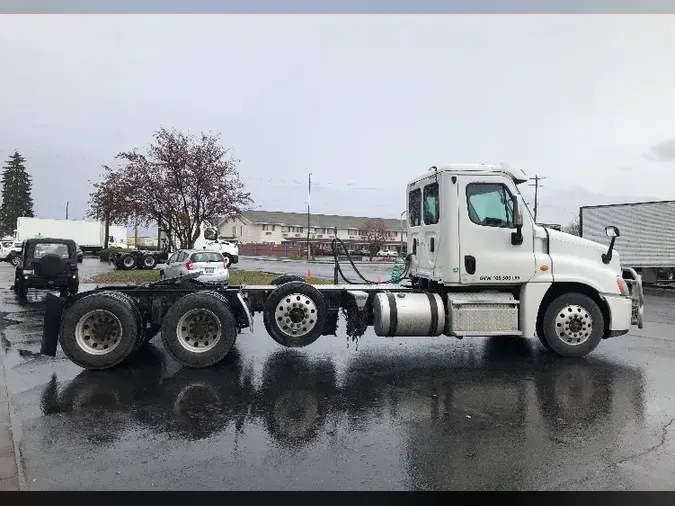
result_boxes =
[408,188,422,227]
[466,183,515,228]
[423,182,440,225]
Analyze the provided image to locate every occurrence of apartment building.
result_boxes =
[217,210,408,252]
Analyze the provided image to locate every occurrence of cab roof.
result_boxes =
[407,163,529,187]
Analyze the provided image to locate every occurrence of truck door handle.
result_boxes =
[430,238,435,252]
[465,255,476,274]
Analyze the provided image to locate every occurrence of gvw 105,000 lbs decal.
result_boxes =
[478,275,521,281]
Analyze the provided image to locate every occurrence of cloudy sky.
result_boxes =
[1,15,675,230]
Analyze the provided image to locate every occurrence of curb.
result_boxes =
[0,341,19,491]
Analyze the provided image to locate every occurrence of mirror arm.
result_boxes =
[602,237,616,264]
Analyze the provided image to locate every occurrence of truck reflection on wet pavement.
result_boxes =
[26,338,649,490]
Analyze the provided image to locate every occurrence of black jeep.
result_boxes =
[14,238,80,300]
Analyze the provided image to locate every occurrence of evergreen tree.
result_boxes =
[0,151,34,235]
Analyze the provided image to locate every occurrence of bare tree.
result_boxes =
[361,218,388,260]
[562,215,580,236]
[88,128,253,249]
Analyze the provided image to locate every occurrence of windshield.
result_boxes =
[33,243,71,259]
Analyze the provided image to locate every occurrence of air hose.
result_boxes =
[329,235,410,285]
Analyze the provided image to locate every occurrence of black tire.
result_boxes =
[143,254,157,269]
[77,257,84,263]
[104,291,146,351]
[536,319,554,353]
[120,254,136,271]
[540,292,604,357]
[9,254,19,267]
[159,270,166,281]
[58,291,142,370]
[224,253,234,266]
[270,274,306,286]
[161,291,238,368]
[263,281,327,348]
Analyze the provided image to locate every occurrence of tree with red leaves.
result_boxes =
[88,128,253,250]
[361,218,388,260]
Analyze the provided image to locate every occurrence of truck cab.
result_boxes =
[404,164,644,356]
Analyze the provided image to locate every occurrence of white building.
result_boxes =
[217,210,408,252]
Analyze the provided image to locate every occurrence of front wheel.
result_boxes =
[9,255,19,267]
[540,292,604,357]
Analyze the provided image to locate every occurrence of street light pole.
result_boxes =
[65,201,69,220]
[307,172,312,260]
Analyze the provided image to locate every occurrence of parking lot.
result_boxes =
[0,258,674,490]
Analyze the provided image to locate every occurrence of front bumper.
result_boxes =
[23,274,78,289]
[623,267,645,329]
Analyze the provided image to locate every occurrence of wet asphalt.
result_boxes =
[0,258,674,490]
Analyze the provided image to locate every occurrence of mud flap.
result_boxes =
[41,293,65,356]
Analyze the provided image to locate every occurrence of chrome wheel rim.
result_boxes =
[274,293,319,337]
[123,256,134,267]
[144,257,155,267]
[176,308,221,353]
[555,304,593,346]
[75,309,123,355]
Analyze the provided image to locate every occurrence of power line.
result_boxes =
[528,175,546,222]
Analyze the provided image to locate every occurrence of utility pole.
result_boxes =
[528,175,546,223]
[307,172,312,260]
[65,201,69,220]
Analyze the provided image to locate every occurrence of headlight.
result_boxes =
[616,276,629,296]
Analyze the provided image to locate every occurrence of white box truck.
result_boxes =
[580,200,675,284]
[16,218,128,252]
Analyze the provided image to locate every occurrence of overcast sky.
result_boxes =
[1,15,675,229]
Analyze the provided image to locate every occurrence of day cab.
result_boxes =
[405,163,644,357]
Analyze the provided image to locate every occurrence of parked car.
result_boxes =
[377,249,398,258]
[3,240,24,266]
[13,238,79,300]
[159,250,230,284]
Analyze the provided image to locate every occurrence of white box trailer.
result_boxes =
[580,200,675,283]
[16,218,128,252]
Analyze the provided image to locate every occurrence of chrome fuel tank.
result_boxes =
[373,291,446,337]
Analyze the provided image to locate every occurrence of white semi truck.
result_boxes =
[41,163,644,371]
[580,200,675,284]
[16,217,128,252]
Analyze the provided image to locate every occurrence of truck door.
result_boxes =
[408,177,443,280]
[458,177,536,285]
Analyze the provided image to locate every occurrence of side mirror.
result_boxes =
[511,196,524,246]
[513,197,523,228]
[605,225,620,238]
[602,225,620,264]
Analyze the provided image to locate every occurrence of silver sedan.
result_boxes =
[159,249,230,284]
